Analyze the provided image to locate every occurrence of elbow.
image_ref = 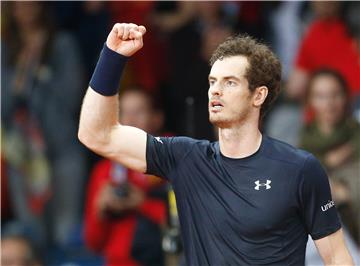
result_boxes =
[78,128,92,149]
[78,128,106,155]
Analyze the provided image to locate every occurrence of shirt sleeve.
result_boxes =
[83,160,112,252]
[298,154,341,240]
[145,134,197,181]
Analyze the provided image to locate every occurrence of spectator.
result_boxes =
[266,1,360,146]
[300,69,360,169]
[1,2,87,246]
[51,1,111,82]
[84,88,167,266]
[1,235,42,266]
[268,1,303,80]
[287,1,360,101]
[299,69,360,244]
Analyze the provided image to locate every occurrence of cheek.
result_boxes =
[310,96,328,113]
[332,97,346,114]
[208,88,213,99]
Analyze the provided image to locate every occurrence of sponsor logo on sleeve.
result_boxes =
[155,136,163,144]
[321,200,335,212]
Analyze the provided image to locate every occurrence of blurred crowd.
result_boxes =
[1,1,359,266]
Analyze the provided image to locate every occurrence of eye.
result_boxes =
[209,79,215,86]
[225,80,237,87]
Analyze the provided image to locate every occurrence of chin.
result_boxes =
[209,115,231,128]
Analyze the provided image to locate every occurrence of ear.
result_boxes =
[253,86,268,108]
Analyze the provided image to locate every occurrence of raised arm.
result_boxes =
[78,23,148,172]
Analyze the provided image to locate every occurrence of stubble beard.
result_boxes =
[209,113,231,128]
[209,108,251,129]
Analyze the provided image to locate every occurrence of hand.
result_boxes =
[124,185,145,209]
[96,182,119,218]
[106,23,146,56]
[96,182,145,219]
[324,143,354,169]
[329,179,351,205]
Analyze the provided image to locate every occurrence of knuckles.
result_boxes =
[114,23,141,32]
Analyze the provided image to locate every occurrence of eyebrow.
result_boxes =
[208,75,242,81]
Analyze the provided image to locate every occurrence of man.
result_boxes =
[78,23,354,265]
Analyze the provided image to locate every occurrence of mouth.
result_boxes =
[209,99,224,112]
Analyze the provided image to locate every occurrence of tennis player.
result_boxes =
[78,23,354,265]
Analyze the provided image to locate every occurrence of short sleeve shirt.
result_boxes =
[146,134,341,265]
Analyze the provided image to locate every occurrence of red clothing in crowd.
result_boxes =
[84,160,166,266]
[296,18,360,95]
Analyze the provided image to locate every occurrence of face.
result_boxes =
[309,75,347,126]
[13,2,42,29]
[1,239,34,266]
[208,56,254,128]
[311,1,341,19]
[119,91,153,132]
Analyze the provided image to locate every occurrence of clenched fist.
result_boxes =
[106,23,146,57]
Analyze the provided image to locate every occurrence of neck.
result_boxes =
[218,122,262,158]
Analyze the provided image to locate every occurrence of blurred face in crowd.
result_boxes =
[1,237,38,266]
[208,56,254,128]
[201,26,232,61]
[308,74,347,127]
[12,2,42,29]
[311,1,341,19]
[119,90,153,132]
[196,2,221,24]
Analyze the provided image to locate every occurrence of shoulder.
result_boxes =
[155,135,209,147]
[265,137,328,188]
[156,135,215,159]
[174,136,213,151]
[263,135,313,167]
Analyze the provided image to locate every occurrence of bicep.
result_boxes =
[106,125,147,173]
[314,229,354,265]
[79,88,147,172]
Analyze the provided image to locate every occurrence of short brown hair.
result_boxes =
[210,34,282,119]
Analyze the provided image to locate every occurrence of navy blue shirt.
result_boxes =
[146,135,341,265]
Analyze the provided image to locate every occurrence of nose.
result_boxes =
[208,82,222,97]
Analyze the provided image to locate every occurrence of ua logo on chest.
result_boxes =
[254,180,271,190]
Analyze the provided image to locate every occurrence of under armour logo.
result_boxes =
[254,180,271,190]
[155,137,163,144]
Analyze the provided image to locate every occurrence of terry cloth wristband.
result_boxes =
[89,43,128,96]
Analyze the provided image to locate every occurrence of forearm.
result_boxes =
[84,203,111,252]
[78,41,127,153]
[323,252,354,266]
[78,88,119,152]
[325,143,354,169]
[316,229,354,266]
